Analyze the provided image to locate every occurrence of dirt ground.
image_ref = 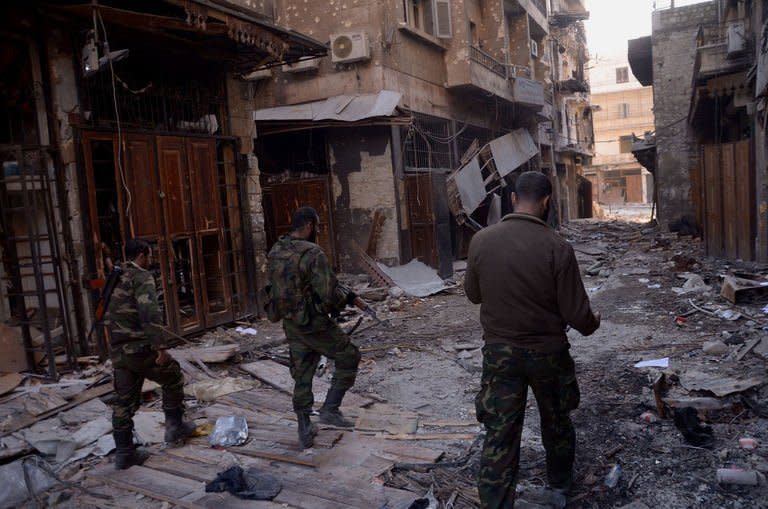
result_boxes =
[6,218,768,509]
[340,218,768,508]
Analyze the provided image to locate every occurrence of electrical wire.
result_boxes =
[96,8,133,236]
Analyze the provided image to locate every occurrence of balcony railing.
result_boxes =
[653,0,712,11]
[470,46,507,78]
[508,64,533,79]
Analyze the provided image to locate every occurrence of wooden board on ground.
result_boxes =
[170,344,239,364]
[240,360,374,408]
[1,382,113,437]
[355,404,419,435]
[204,402,288,427]
[0,373,23,396]
[24,391,69,416]
[90,464,204,508]
[221,388,293,415]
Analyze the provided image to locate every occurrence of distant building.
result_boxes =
[585,54,655,206]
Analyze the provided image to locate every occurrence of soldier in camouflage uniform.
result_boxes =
[266,207,361,449]
[465,172,600,508]
[106,239,195,470]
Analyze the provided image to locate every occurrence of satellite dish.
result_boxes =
[332,35,353,59]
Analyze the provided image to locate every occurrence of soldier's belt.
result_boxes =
[115,342,154,355]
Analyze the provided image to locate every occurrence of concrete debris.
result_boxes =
[702,340,729,355]
[0,457,58,509]
[132,411,166,445]
[680,371,765,397]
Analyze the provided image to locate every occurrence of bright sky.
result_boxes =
[584,0,655,60]
[584,0,712,59]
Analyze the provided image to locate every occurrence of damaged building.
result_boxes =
[251,0,595,278]
[0,0,326,376]
[629,0,768,261]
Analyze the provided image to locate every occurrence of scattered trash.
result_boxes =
[634,358,669,369]
[193,422,214,438]
[673,407,714,448]
[647,284,662,289]
[738,438,758,450]
[680,370,765,397]
[377,260,449,297]
[702,340,729,355]
[763,304,768,315]
[640,411,659,423]
[721,274,768,304]
[405,486,438,509]
[205,466,282,500]
[235,327,258,336]
[209,416,248,447]
[714,308,741,321]
[674,316,689,327]
[389,286,405,299]
[715,468,761,486]
[604,464,622,488]
[638,278,650,284]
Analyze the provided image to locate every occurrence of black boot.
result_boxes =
[318,387,355,427]
[114,429,149,470]
[296,412,318,449]
[164,408,196,447]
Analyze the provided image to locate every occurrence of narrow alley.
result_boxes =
[2,218,767,508]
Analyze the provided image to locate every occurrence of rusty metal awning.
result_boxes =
[47,0,327,70]
[255,91,403,122]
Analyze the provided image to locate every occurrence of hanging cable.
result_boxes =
[96,7,133,237]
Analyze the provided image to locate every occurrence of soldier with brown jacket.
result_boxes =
[266,207,361,449]
[465,172,601,508]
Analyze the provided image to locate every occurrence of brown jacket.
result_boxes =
[465,213,599,352]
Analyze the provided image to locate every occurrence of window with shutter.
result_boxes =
[433,0,452,38]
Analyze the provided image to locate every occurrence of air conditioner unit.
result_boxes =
[530,39,539,58]
[330,32,370,64]
[282,57,321,73]
[726,21,746,58]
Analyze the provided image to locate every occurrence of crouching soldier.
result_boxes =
[106,238,195,469]
[266,207,362,449]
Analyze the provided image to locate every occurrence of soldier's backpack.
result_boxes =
[265,240,316,325]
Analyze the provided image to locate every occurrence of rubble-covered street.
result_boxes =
[1,219,767,508]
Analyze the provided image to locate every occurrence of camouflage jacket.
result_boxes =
[266,235,348,326]
[106,261,166,350]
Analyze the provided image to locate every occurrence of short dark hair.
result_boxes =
[514,171,552,202]
[125,238,150,260]
[291,206,319,230]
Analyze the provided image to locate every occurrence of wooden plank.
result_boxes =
[355,404,419,435]
[240,360,374,408]
[125,135,162,237]
[171,344,239,364]
[229,447,316,468]
[0,373,23,396]
[221,388,293,414]
[721,143,738,259]
[185,493,285,509]
[90,464,204,509]
[0,383,113,437]
[143,454,219,482]
[734,139,753,260]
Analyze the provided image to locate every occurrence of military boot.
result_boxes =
[318,387,355,427]
[164,408,196,447]
[114,429,149,470]
[296,412,317,449]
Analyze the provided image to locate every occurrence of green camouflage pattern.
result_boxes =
[284,315,361,413]
[267,235,360,413]
[106,262,165,349]
[111,349,184,432]
[266,236,348,326]
[475,344,580,508]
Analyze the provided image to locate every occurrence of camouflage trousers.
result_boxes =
[475,343,580,509]
[283,315,361,413]
[111,347,185,433]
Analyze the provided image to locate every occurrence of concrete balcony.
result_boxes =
[693,22,753,81]
[446,46,545,108]
[550,0,589,27]
[504,0,549,34]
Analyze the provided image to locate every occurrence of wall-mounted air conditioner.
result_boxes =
[330,32,370,64]
[531,39,539,58]
[726,21,746,58]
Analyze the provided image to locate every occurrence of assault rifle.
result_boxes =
[85,265,123,346]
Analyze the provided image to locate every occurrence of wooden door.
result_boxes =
[625,174,643,203]
[186,138,232,326]
[124,135,162,238]
[157,136,203,332]
[405,173,438,268]
[269,177,335,264]
[701,140,754,260]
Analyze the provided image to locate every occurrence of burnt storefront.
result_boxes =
[0,0,325,376]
